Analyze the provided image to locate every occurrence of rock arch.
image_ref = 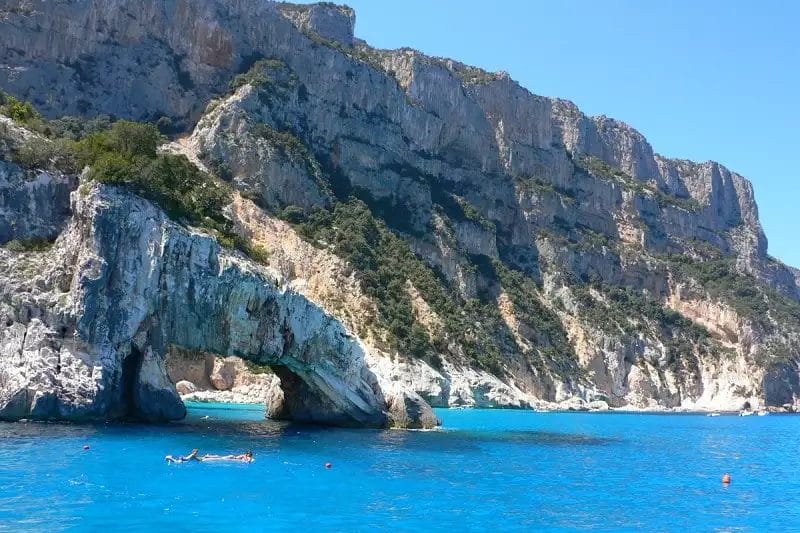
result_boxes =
[0,186,436,427]
[82,187,389,426]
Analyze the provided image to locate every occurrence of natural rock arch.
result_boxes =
[80,186,389,426]
[0,186,430,427]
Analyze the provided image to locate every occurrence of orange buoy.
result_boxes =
[722,473,731,484]
[325,462,332,469]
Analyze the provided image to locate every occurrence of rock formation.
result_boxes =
[1,1,799,422]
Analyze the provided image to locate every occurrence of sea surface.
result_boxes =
[0,404,798,532]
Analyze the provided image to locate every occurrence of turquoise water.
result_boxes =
[1,404,798,531]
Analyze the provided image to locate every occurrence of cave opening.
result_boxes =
[120,345,144,418]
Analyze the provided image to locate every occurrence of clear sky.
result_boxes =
[295,0,799,268]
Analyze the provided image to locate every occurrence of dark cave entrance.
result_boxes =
[120,346,143,418]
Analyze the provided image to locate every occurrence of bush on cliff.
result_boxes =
[666,255,800,330]
[4,104,253,257]
[12,137,79,173]
[74,122,235,240]
[0,93,40,124]
[2,238,54,252]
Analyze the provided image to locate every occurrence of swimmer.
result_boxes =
[165,448,201,464]
[200,450,254,463]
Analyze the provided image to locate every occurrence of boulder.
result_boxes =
[559,397,588,411]
[209,358,236,391]
[385,388,441,429]
[587,400,610,411]
[265,376,288,420]
[134,347,187,422]
[175,380,197,395]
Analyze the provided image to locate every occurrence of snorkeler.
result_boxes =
[200,450,254,463]
[165,448,201,464]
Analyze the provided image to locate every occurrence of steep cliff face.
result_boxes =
[0,0,355,127]
[1,1,799,416]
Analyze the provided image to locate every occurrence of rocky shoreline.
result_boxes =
[179,390,797,416]
[175,362,797,415]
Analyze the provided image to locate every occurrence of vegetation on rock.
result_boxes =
[283,197,583,377]
[666,254,800,331]
[2,97,258,259]
[229,58,287,91]
[2,238,54,252]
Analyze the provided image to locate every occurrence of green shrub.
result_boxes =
[289,200,438,364]
[3,238,54,252]
[249,244,271,264]
[449,64,500,85]
[61,120,243,252]
[155,116,174,134]
[286,198,550,375]
[229,59,286,91]
[13,137,78,172]
[281,205,306,224]
[0,95,40,123]
[89,121,162,160]
[249,123,319,176]
[454,196,494,231]
[46,115,113,140]
[244,360,274,374]
[516,176,576,204]
[2,107,267,266]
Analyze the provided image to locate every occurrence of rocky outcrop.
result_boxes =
[385,387,440,430]
[225,190,540,409]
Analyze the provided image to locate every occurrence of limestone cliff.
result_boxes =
[1,0,799,418]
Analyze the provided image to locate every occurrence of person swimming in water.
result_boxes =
[200,450,254,463]
[165,448,201,464]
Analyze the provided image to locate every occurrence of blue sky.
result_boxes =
[297,0,799,267]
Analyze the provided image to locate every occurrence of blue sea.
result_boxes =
[0,403,798,532]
